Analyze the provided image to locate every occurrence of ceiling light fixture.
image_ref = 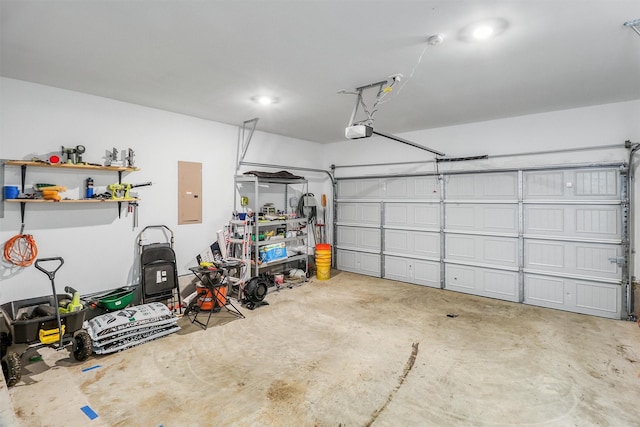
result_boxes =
[459,18,508,42]
[472,25,494,40]
[251,95,279,105]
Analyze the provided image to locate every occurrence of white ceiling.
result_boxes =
[1,0,639,143]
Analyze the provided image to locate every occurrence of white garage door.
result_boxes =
[335,165,627,319]
[522,168,624,317]
[443,172,520,302]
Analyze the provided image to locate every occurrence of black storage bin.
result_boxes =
[1,295,86,344]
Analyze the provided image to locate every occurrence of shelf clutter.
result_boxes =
[234,174,310,279]
[3,160,140,202]
[2,158,144,231]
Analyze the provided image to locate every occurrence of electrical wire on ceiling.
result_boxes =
[379,34,444,104]
[338,33,444,128]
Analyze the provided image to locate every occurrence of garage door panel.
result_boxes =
[412,260,440,288]
[524,205,620,240]
[385,229,439,258]
[445,204,518,234]
[445,264,475,290]
[337,179,382,199]
[413,232,440,258]
[525,206,565,234]
[446,172,518,200]
[385,256,410,280]
[525,240,620,280]
[338,204,358,223]
[446,234,518,268]
[361,207,381,224]
[336,249,357,271]
[412,177,439,199]
[360,228,381,251]
[575,207,618,235]
[384,256,439,288]
[337,226,380,251]
[336,249,380,277]
[336,226,357,247]
[524,274,621,318]
[525,275,565,305]
[446,234,475,259]
[524,168,620,200]
[359,252,382,276]
[484,239,518,265]
[484,270,519,298]
[525,240,565,269]
[575,245,619,276]
[445,265,519,301]
[385,203,440,229]
[384,178,408,198]
[575,170,618,197]
[524,171,564,198]
[576,282,619,314]
[446,206,475,230]
[337,202,380,225]
[382,177,440,199]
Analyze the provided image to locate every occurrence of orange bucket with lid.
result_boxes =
[315,244,332,280]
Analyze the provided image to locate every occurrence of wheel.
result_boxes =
[2,351,22,387]
[72,331,92,361]
[0,332,12,359]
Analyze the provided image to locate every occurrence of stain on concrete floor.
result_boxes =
[5,271,640,426]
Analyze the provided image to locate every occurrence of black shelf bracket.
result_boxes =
[20,164,26,193]
[20,202,26,234]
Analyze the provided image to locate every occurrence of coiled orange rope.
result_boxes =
[3,234,38,267]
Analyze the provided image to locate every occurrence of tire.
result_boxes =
[2,351,22,387]
[72,331,92,362]
[0,332,11,359]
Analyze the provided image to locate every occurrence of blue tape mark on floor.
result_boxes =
[80,405,99,420]
[82,365,102,372]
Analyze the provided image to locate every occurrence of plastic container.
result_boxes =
[315,244,332,280]
[98,287,134,310]
[195,285,227,310]
[1,294,86,344]
[3,186,19,200]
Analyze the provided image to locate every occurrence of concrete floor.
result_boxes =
[2,271,640,426]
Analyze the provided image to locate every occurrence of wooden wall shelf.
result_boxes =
[5,160,138,172]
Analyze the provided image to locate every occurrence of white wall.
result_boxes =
[0,78,325,302]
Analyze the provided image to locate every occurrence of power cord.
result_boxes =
[4,234,38,267]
